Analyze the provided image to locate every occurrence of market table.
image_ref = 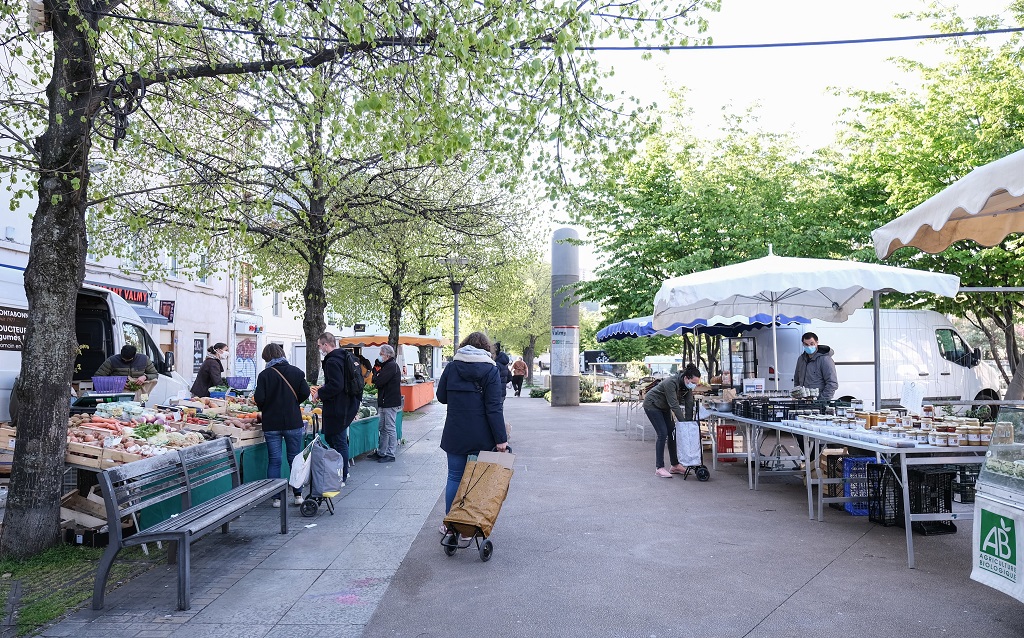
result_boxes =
[709,410,985,568]
[400,381,434,412]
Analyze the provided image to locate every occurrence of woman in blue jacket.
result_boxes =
[436,332,508,526]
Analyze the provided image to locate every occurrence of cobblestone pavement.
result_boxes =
[42,396,1024,637]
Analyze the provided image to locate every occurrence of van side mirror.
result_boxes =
[972,347,981,367]
[165,351,175,373]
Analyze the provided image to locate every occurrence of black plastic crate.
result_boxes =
[899,466,957,535]
[867,463,900,526]
[953,482,976,504]
[822,452,848,511]
[750,400,822,422]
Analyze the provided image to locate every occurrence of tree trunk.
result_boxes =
[302,226,327,383]
[0,2,97,558]
[387,286,403,354]
[1006,354,1024,401]
[524,334,537,384]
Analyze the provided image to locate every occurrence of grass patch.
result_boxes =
[0,542,164,635]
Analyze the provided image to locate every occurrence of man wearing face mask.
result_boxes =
[793,332,838,403]
[642,363,700,478]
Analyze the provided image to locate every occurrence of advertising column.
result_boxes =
[550,228,580,406]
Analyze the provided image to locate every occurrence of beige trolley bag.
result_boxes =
[441,448,514,562]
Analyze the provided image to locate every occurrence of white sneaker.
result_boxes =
[272,498,281,508]
[293,495,304,505]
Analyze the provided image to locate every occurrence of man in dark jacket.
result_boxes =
[315,332,360,483]
[494,342,511,399]
[95,345,158,393]
[370,344,402,463]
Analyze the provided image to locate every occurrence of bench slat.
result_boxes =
[128,480,286,540]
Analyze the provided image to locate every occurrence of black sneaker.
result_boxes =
[366,451,382,460]
[378,455,396,463]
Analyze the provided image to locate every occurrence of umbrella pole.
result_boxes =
[772,303,780,391]
[873,291,881,410]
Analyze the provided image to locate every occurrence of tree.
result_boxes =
[834,8,1024,397]
[0,0,720,557]
[483,259,551,383]
[569,99,849,367]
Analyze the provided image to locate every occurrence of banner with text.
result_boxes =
[0,305,28,351]
[972,494,1024,602]
[550,326,579,377]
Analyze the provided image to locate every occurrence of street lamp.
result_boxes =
[440,257,469,350]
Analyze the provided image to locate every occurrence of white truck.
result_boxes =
[728,309,1003,410]
[0,263,189,420]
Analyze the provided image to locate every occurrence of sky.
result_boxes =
[555,0,1019,274]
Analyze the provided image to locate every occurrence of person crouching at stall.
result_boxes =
[642,363,699,478]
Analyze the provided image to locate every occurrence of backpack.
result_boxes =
[340,349,365,398]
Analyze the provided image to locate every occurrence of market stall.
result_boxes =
[709,404,986,568]
[400,381,434,412]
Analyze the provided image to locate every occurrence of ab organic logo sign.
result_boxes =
[980,509,1017,582]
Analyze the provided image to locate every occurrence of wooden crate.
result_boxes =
[102,447,144,468]
[211,423,264,446]
[0,425,16,453]
[66,442,104,469]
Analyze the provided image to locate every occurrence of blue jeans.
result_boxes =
[265,427,304,496]
[445,453,469,514]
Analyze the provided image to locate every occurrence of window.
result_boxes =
[196,254,208,284]
[167,254,179,278]
[935,329,972,367]
[272,291,281,317]
[237,263,253,310]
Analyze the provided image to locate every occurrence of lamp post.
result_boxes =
[450,279,463,348]
[441,257,469,351]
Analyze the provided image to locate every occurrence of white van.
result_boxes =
[729,309,1002,409]
[0,264,189,420]
[643,355,684,378]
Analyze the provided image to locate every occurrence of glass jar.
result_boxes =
[980,425,993,446]
[916,429,929,443]
[967,426,981,446]
[992,421,1015,446]
[928,429,939,446]
[920,418,933,431]
[923,404,934,418]
[947,429,961,447]
[933,432,948,447]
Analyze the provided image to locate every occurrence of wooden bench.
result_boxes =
[92,437,288,610]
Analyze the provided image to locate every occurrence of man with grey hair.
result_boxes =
[370,344,402,463]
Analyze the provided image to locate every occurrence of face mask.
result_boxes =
[803,345,816,355]
[684,381,697,390]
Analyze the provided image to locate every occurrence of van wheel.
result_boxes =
[974,391,999,420]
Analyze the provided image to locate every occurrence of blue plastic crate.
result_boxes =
[843,456,875,516]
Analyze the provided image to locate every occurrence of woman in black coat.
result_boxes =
[254,343,310,507]
[436,332,508,521]
[190,342,227,397]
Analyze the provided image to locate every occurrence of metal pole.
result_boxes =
[873,291,881,410]
[450,281,463,350]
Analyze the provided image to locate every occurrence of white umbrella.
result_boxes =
[872,147,1024,259]
[652,250,960,399]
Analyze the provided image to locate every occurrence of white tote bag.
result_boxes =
[289,439,315,489]
[675,421,702,467]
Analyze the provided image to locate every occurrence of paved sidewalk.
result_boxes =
[43,396,1024,637]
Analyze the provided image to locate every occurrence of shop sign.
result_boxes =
[549,325,579,377]
[87,281,150,305]
[972,496,1024,602]
[0,305,28,351]
[159,300,175,323]
[353,323,366,333]
[234,320,263,334]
